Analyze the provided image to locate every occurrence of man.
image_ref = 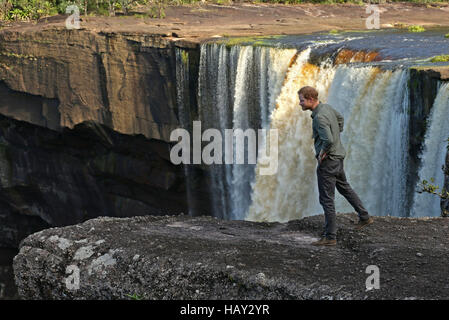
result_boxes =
[298,86,374,246]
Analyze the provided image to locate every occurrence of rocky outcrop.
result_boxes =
[442,145,449,217]
[13,213,449,300]
[0,114,211,248]
[0,29,198,142]
[408,67,449,217]
[406,68,441,215]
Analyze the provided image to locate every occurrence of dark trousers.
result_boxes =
[317,157,370,240]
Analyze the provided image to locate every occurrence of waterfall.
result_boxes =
[197,43,297,219]
[411,82,449,217]
[175,48,197,216]
[328,67,410,218]
[247,53,411,222]
[247,49,337,222]
[189,40,445,221]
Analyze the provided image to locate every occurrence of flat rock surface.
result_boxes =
[2,3,449,42]
[13,213,449,299]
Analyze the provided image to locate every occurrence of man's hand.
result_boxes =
[318,150,327,164]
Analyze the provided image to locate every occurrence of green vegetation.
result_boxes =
[430,55,449,63]
[418,138,449,217]
[0,51,37,59]
[408,25,426,32]
[0,0,167,21]
[180,49,188,64]
[418,178,449,217]
[445,33,449,38]
[126,293,144,300]
[216,35,284,48]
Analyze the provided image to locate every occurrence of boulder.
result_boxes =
[13,213,449,300]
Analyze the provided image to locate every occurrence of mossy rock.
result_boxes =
[180,50,189,65]
[408,25,426,33]
[216,35,285,48]
[430,55,449,63]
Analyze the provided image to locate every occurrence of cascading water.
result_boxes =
[175,47,197,216]
[411,82,449,217]
[247,52,411,222]
[248,48,336,222]
[327,66,410,218]
[182,32,448,221]
[197,43,297,219]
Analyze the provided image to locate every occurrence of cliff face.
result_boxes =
[0,29,214,250]
[443,146,449,217]
[0,29,187,142]
[0,114,211,248]
[407,68,441,215]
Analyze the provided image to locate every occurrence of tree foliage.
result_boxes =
[0,0,171,20]
[418,138,449,217]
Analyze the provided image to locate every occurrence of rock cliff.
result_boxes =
[0,114,211,248]
[442,144,449,217]
[0,29,194,142]
[0,29,211,250]
[13,213,449,300]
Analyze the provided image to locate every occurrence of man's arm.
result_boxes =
[317,115,334,155]
[334,109,344,132]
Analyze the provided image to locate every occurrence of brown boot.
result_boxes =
[311,237,337,246]
[355,217,374,230]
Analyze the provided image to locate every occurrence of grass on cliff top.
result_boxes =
[430,55,449,62]
[408,25,426,32]
[215,35,285,47]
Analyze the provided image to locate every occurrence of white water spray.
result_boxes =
[247,56,411,222]
[198,43,297,219]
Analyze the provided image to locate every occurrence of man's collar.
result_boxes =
[311,102,322,119]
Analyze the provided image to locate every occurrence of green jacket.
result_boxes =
[311,102,346,160]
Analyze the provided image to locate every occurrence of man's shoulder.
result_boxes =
[319,103,342,118]
[315,103,334,119]
[319,103,335,111]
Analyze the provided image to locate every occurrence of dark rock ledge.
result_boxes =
[13,213,449,300]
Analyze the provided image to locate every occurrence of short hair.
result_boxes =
[298,86,319,100]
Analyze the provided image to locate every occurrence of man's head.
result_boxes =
[298,86,319,111]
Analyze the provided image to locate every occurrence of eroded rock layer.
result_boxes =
[0,30,193,141]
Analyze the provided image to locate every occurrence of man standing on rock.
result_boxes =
[298,86,374,246]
